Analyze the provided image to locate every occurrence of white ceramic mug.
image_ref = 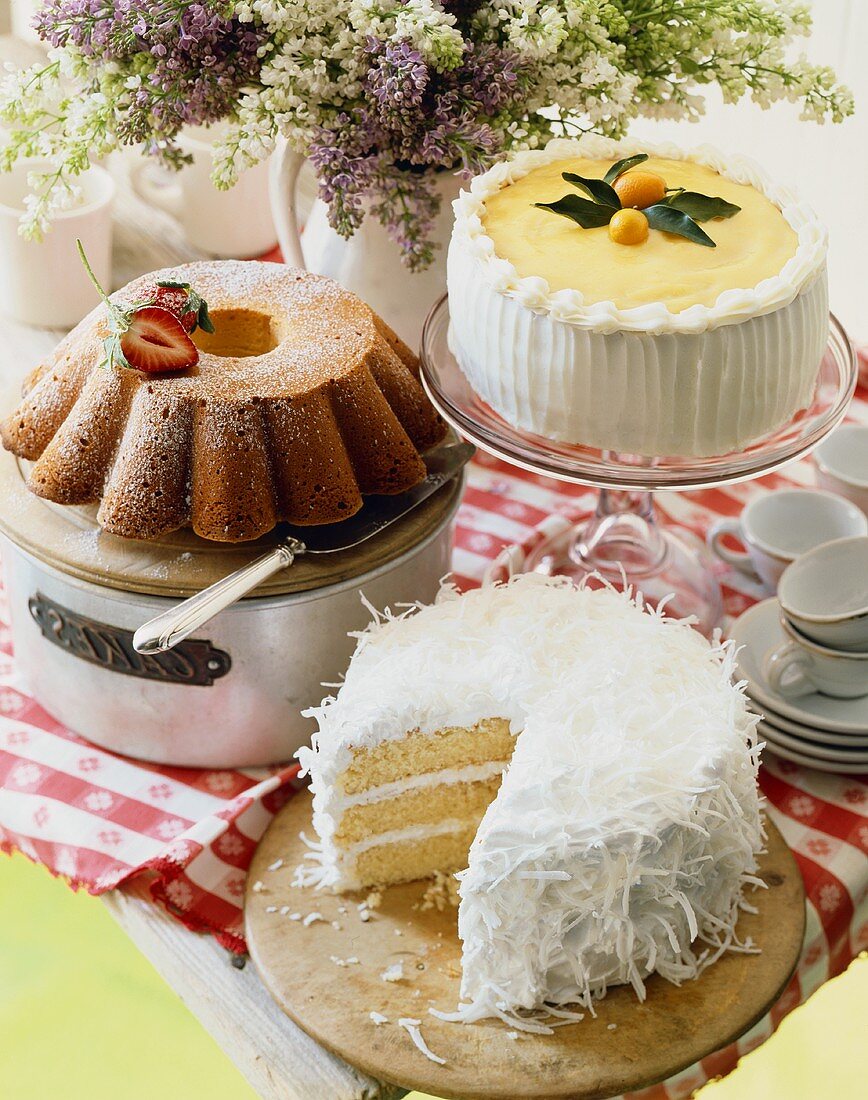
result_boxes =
[778,536,868,650]
[269,138,462,347]
[764,616,868,699]
[0,159,114,329]
[131,123,276,258]
[707,489,868,590]
[815,423,868,517]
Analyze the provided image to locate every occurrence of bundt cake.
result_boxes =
[1,261,446,542]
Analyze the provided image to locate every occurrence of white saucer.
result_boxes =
[757,718,868,764]
[746,695,868,747]
[730,599,868,735]
[758,723,868,774]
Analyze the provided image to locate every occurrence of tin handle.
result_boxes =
[132,540,305,655]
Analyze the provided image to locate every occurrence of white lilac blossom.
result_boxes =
[0,0,854,267]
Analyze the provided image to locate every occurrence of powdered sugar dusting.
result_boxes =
[3,261,444,541]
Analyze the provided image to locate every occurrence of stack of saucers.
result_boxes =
[729,537,868,774]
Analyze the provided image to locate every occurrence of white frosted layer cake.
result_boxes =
[447,136,828,458]
[296,576,764,1029]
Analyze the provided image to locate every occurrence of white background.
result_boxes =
[631,0,866,341]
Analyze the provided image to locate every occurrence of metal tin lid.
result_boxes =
[0,445,462,599]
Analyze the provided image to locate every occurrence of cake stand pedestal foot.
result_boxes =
[524,488,724,636]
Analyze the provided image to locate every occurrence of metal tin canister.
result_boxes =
[0,448,463,767]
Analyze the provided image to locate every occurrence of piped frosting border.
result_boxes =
[451,134,827,335]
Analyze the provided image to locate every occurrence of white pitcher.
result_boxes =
[131,122,277,259]
[269,140,463,348]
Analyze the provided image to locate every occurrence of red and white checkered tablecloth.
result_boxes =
[1,384,867,1099]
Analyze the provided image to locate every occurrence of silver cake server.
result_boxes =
[133,440,474,655]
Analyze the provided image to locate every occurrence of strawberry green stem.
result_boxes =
[76,238,125,325]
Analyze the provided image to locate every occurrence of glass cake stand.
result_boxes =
[419,296,858,636]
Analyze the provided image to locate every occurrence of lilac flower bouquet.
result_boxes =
[0,1,853,269]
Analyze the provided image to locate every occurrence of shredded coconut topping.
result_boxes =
[297,575,763,1030]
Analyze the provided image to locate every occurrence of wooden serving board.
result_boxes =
[245,791,805,1100]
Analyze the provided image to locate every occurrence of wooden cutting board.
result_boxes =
[245,792,805,1100]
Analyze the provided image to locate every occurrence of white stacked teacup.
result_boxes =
[707,488,867,590]
[765,537,868,700]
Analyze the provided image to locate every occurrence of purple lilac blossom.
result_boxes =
[33,3,529,269]
[309,39,528,268]
[35,1,265,142]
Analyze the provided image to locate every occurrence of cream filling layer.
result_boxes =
[450,134,827,335]
[482,155,798,312]
[335,760,509,812]
[340,818,474,858]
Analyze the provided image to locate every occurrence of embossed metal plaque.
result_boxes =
[29,593,231,686]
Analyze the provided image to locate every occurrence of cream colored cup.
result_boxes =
[130,122,276,258]
[0,159,114,328]
[707,489,867,590]
[764,616,868,699]
[815,424,868,517]
[778,536,868,650]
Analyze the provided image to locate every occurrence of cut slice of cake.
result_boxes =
[296,576,763,1030]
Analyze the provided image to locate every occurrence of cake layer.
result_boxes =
[352,822,480,888]
[338,717,515,795]
[334,774,506,846]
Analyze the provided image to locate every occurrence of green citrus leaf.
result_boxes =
[198,299,215,334]
[534,195,615,229]
[561,172,620,208]
[603,153,649,185]
[644,204,716,247]
[663,191,741,222]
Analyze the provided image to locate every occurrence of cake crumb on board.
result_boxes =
[380,961,404,982]
[417,870,460,912]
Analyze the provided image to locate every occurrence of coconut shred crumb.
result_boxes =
[267,858,284,872]
[417,870,460,912]
[330,955,360,968]
[607,1023,618,1031]
[251,880,265,893]
[302,912,325,927]
[398,1018,446,1066]
[380,962,404,983]
[369,1011,389,1026]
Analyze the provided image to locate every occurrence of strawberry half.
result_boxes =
[77,239,211,375]
[119,306,199,374]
